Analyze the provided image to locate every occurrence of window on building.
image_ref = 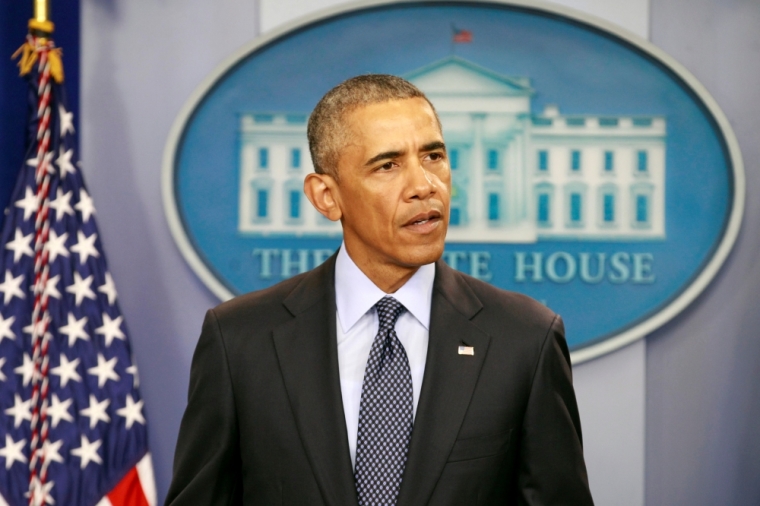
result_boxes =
[450,149,459,170]
[571,150,581,172]
[488,193,500,221]
[537,193,551,225]
[286,114,307,124]
[538,150,549,172]
[603,193,615,223]
[570,193,582,223]
[253,114,273,123]
[289,190,300,219]
[636,194,649,223]
[258,148,269,169]
[450,207,461,226]
[257,189,268,218]
[487,149,499,170]
[291,148,301,169]
[637,150,648,172]
[604,151,614,172]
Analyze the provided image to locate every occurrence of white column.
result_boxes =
[470,113,485,225]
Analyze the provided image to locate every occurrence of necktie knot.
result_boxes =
[375,296,405,331]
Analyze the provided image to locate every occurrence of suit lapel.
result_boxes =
[272,256,358,506]
[397,261,491,506]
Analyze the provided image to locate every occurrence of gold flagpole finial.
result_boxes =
[29,0,54,34]
[15,0,63,82]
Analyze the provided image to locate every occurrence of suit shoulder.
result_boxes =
[210,271,308,327]
[453,269,558,334]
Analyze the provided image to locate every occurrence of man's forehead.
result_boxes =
[343,98,441,136]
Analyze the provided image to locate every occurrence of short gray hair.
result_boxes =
[307,74,440,178]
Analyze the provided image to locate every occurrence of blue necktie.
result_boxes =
[354,296,414,506]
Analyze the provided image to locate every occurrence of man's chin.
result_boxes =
[394,241,446,268]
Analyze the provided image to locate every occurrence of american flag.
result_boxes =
[452,26,473,44]
[0,33,155,506]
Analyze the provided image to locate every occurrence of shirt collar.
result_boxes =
[335,242,435,333]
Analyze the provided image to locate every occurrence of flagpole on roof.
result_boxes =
[450,23,455,56]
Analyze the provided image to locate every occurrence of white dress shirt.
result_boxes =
[335,243,434,468]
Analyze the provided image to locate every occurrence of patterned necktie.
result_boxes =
[354,296,414,506]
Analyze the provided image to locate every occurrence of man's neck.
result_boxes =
[343,243,420,294]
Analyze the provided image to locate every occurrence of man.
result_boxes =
[166,75,593,505]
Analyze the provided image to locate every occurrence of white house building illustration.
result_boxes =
[237,56,666,242]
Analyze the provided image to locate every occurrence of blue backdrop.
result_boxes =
[171,3,736,350]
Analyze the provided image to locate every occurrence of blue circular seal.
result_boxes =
[162,0,744,362]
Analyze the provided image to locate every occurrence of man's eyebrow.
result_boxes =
[421,141,446,152]
[364,150,404,167]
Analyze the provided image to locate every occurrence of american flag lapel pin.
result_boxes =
[458,345,475,356]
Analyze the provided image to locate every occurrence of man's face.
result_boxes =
[333,97,451,270]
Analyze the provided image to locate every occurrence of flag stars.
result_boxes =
[0,270,25,304]
[26,476,55,506]
[59,104,75,136]
[80,394,110,428]
[0,357,6,382]
[75,189,96,222]
[59,312,89,346]
[117,394,146,429]
[66,272,96,306]
[14,187,38,221]
[44,229,69,262]
[51,354,82,387]
[96,313,125,347]
[5,228,34,263]
[70,230,99,264]
[49,188,74,222]
[126,363,140,388]
[26,150,55,175]
[0,313,17,344]
[98,272,118,305]
[14,353,37,387]
[5,393,32,427]
[41,274,62,301]
[71,435,102,469]
[87,353,120,387]
[55,146,77,179]
[40,439,64,468]
[0,434,27,469]
[46,394,74,428]
[23,319,53,342]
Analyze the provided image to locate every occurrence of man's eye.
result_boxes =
[379,162,394,171]
[428,152,444,161]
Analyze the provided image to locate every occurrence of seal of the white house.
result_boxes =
[162,0,744,363]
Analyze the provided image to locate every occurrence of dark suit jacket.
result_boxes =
[166,255,593,505]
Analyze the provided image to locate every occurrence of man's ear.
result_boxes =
[304,172,343,221]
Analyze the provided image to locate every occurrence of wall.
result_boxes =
[647,0,760,503]
[80,0,257,496]
[78,0,760,504]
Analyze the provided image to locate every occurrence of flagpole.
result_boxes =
[24,1,57,502]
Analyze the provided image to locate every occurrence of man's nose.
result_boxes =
[406,160,436,200]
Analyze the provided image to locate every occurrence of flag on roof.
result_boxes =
[0,25,155,506]
[452,26,473,43]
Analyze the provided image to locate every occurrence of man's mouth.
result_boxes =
[404,210,443,231]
